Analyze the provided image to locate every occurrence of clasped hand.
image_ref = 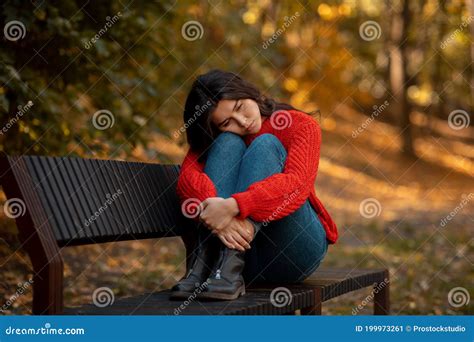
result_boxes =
[199,197,254,251]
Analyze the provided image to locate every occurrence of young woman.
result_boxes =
[171,69,338,301]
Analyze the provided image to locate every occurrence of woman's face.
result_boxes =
[210,98,264,136]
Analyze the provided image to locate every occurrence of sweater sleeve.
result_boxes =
[176,148,217,210]
[230,119,321,222]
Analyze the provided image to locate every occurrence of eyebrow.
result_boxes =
[217,100,239,127]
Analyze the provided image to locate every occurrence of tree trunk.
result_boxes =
[467,0,474,113]
[431,0,447,124]
[389,0,416,157]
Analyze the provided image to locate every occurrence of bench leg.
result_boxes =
[374,273,390,315]
[300,288,322,315]
[32,257,64,315]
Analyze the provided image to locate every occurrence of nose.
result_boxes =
[236,114,248,128]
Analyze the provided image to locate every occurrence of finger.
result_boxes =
[198,210,206,221]
[236,224,253,243]
[242,226,254,243]
[219,234,234,249]
[232,231,251,250]
[226,233,246,252]
[199,200,208,212]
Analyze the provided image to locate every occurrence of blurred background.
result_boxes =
[0,0,472,314]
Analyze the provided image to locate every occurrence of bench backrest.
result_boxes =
[0,155,188,247]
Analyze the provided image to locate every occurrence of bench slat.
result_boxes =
[63,288,314,315]
[6,155,190,246]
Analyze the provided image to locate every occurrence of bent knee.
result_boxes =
[250,133,281,148]
[246,134,286,158]
[213,131,246,148]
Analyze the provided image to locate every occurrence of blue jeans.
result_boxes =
[203,132,328,284]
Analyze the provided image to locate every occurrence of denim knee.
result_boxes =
[246,134,287,162]
[213,131,246,150]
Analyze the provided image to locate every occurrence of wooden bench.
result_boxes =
[0,154,390,315]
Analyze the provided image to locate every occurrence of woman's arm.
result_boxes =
[176,148,217,217]
[230,119,321,222]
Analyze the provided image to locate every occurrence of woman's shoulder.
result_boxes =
[287,109,321,131]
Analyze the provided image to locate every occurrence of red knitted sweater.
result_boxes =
[176,109,338,244]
